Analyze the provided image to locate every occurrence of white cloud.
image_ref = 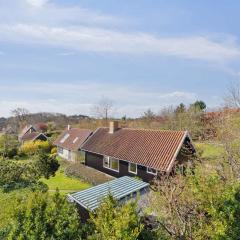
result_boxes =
[0,82,197,117]
[0,23,239,62]
[25,0,49,7]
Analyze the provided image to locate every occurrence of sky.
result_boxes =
[0,0,240,118]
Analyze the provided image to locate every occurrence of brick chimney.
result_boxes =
[109,121,119,134]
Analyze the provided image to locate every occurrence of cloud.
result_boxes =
[25,0,48,7]
[0,23,239,62]
[0,81,197,117]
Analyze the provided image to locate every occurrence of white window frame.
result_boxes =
[103,156,119,172]
[128,162,137,174]
[147,167,157,175]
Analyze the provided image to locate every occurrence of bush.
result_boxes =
[7,190,82,239]
[65,163,114,185]
[0,134,18,159]
[20,140,51,156]
[51,147,57,155]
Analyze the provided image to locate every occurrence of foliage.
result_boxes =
[20,140,51,156]
[51,146,57,155]
[0,154,59,191]
[88,194,143,240]
[149,160,240,239]
[0,134,18,159]
[7,190,82,240]
[65,162,114,185]
[36,153,60,179]
[0,160,39,190]
[190,100,207,111]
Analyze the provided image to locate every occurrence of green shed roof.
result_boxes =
[68,176,149,211]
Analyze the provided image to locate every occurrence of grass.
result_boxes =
[41,169,91,194]
[195,142,225,159]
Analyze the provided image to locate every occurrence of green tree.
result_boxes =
[88,194,143,240]
[0,134,18,159]
[191,100,206,111]
[36,153,60,179]
[7,190,82,240]
[174,103,186,114]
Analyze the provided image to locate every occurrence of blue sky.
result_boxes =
[0,0,240,117]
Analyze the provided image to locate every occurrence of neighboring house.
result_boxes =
[18,125,48,144]
[81,121,195,183]
[54,126,92,162]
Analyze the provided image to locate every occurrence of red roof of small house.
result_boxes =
[21,132,47,142]
[54,128,92,151]
[82,128,190,172]
[19,125,37,139]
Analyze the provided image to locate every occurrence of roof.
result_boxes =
[68,176,149,211]
[82,128,188,172]
[19,125,36,138]
[21,132,47,142]
[54,128,92,151]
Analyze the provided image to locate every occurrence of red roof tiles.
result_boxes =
[82,128,188,172]
[54,128,92,151]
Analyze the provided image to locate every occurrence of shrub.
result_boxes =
[7,190,82,239]
[0,134,18,159]
[51,147,57,155]
[88,194,143,240]
[20,140,51,156]
[65,163,114,185]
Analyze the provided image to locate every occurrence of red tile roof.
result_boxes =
[82,128,188,172]
[21,132,47,142]
[54,128,92,151]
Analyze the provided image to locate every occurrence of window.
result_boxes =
[58,147,63,154]
[60,133,70,143]
[128,162,137,174]
[103,156,109,168]
[147,167,157,175]
[103,156,119,172]
[73,137,79,143]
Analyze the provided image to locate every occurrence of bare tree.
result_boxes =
[11,107,30,132]
[11,107,30,123]
[92,97,113,124]
[224,81,240,108]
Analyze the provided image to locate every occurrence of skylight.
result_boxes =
[73,137,79,143]
[60,133,70,143]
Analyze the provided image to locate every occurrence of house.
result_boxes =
[81,121,195,182]
[18,125,48,144]
[54,126,92,162]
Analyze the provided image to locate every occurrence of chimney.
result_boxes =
[67,124,71,130]
[109,121,119,134]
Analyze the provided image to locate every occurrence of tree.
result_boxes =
[89,194,143,240]
[7,190,82,239]
[224,81,240,108]
[191,100,206,111]
[175,103,186,114]
[142,109,155,120]
[0,134,18,159]
[92,97,113,124]
[11,107,30,123]
[36,153,60,179]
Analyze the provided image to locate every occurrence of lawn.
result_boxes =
[41,169,91,194]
